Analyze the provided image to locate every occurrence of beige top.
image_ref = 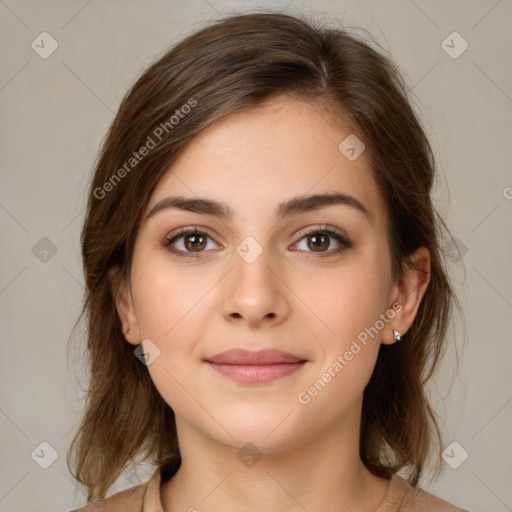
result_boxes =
[71,465,470,512]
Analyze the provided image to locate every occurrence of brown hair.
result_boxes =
[67,10,462,503]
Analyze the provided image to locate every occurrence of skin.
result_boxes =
[111,94,431,512]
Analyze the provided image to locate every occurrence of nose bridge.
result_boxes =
[231,241,276,298]
[232,226,277,285]
[221,239,288,325]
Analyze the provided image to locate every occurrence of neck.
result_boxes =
[160,407,390,512]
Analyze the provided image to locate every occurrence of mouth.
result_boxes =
[205,349,307,384]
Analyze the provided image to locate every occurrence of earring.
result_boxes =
[127,329,132,335]
[393,329,401,342]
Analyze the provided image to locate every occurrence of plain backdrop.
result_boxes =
[1,1,511,511]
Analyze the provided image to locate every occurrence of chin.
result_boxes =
[200,406,308,454]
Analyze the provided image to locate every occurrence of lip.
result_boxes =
[205,349,307,384]
[206,349,305,365]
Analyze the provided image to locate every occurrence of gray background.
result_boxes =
[1,1,511,511]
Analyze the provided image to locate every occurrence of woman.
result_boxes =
[68,11,469,512]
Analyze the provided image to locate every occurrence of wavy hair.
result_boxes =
[67,10,463,503]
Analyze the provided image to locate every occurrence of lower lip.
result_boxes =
[207,362,306,384]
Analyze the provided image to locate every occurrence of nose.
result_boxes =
[220,250,290,329]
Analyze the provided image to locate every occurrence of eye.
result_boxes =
[164,226,221,257]
[292,225,353,257]
[164,224,353,258]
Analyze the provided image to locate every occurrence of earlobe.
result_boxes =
[107,265,140,346]
[384,247,431,345]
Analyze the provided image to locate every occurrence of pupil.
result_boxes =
[186,234,206,251]
[309,234,328,251]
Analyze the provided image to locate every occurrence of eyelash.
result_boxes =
[164,224,353,259]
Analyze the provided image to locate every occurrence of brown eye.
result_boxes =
[183,233,207,252]
[306,233,330,252]
[164,227,220,257]
[293,226,353,257]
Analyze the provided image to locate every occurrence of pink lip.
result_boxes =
[205,349,307,384]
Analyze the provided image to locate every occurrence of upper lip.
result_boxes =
[205,349,306,365]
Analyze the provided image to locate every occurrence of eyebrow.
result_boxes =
[145,192,372,224]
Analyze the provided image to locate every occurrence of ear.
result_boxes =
[382,246,431,345]
[107,265,140,346]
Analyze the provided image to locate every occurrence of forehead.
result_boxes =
[146,95,387,229]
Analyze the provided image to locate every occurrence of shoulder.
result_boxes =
[390,474,470,512]
[69,481,148,512]
[69,459,177,512]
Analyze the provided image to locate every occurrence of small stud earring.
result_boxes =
[393,329,401,342]
[127,329,132,335]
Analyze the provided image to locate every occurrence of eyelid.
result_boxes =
[290,224,353,257]
[165,225,223,247]
[166,225,218,240]
[294,224,347,240]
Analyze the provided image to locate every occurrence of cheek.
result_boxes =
[131,254,208,339]
[131,263,209,412]
[301,261,389,342]
[296,269,387,411]
[301,260,389,397]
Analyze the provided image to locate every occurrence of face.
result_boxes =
[114,94,425,453]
